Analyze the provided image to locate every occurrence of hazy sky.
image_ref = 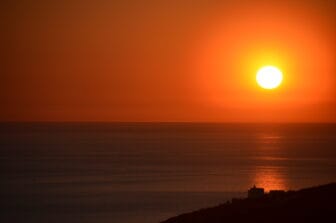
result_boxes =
[1,0,335,122]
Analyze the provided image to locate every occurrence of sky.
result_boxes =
[1,0,336,122]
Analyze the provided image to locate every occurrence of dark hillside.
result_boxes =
[161,183,336,223]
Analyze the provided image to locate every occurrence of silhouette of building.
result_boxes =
[248,185,264,199]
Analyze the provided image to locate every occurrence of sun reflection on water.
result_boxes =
[252,132,288,191]
[253,166,287,192]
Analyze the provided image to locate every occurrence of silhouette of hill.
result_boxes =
[161,183,336,223]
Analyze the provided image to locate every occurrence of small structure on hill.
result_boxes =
[248,185,264,199]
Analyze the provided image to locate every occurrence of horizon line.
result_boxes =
[1,121,336,124]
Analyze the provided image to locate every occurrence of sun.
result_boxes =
[256,66,283,89]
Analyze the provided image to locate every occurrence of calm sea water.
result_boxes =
[1,123,336,223]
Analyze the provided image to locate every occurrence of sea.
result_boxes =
[1,123,336,223]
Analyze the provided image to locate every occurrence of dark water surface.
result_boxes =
[1,123,336,222]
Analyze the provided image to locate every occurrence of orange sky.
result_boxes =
[1,0,335,122]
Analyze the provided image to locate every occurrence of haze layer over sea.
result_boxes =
[1,123,336,223]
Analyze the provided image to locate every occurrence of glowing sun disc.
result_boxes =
[256,66,283,89]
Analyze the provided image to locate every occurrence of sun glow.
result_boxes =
[256,66,283,89]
